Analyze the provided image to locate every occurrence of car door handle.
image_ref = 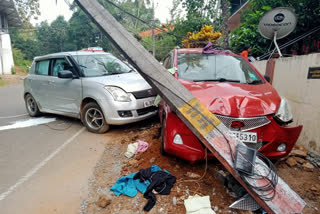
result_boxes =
[47,80,55,84]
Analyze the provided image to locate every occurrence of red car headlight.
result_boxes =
[275,97,293,124]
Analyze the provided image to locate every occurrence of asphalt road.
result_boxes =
[0,82,107,214]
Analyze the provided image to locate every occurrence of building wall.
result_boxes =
[0,33,14,75]
[252,54,320,154]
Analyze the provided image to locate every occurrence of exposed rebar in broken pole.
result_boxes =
[74,0,305,213]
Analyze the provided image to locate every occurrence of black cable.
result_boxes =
[238,152,278,201]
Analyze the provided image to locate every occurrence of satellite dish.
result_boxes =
[258,7,297,57]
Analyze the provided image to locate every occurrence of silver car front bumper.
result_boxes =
[98,95,157,125]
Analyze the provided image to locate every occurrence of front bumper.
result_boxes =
[98,95,158,125]
[163,113,302,163]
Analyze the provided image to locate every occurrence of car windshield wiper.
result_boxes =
[108,72,124,75]
[248,80,263,85]
[193,78,240,83]
[78,64,87,68]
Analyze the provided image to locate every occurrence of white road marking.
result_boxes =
[0,117,56,131]
[0,114,28,119]
[0,127,86,201]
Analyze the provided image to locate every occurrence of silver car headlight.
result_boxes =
[104,86,131,102]
[275,97,293,123]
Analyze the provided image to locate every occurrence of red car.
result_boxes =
[159,48,302,163]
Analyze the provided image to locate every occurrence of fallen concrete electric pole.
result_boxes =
[75,0,305,213]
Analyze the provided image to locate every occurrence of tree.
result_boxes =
[230,0,320,57]
[14,0,41,26]
[221,0,230,49]
[182,0,218,20]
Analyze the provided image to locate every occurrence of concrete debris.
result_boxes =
[302,162,315,170]
[149,157,156,163]
[290,149,307,158]
[173,196,177,205]
[292,156,306,164]
[307,152,320,168]
[286,157,298,167]
[186,172,201,179]
[127,159,138,166]
[96,195,111,208]
[295,145,308,153]
[310,186,319,192]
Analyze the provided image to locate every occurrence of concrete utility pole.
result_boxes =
[74,0,305,213]
[152,0,155,57]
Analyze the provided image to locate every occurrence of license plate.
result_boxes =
[230,131,257,143]
[144,101,153,108]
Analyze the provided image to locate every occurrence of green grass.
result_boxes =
[0,80,5,87]
[12,48,32,73]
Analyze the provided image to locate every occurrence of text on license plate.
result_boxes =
[230,131,257,143]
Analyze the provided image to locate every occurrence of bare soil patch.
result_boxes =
[84,118,320,214]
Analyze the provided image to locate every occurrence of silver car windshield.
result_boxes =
[75,54,132,77]
[177,53,263,84]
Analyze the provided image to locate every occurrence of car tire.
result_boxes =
[81,102,110,134]
[25,94,41,117]
[160,116,167,155]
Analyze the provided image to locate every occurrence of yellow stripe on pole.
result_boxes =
[179,98,221,136]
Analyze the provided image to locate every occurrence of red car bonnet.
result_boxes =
[178,79,281,118]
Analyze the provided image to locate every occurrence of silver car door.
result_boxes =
[31,59,51,110]
[47,57,82,114]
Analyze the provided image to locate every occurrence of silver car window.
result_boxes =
[52,58,74,76]
[75,54,132,77]
[35,60,50,76]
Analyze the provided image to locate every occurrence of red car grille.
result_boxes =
[215,115,271,131]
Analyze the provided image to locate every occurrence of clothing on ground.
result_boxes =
[136,140,149,154]
[133,166,176,211]
[110,165,162,197]
[125,142,139,158]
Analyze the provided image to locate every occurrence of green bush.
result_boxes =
[11,67,16,75]
[12,48,32,73]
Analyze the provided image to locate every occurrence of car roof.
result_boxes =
[34,51,111,61]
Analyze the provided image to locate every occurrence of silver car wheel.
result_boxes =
[85,108,104,130]
[27,96,36,114]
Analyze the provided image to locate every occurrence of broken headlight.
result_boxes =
[274,97,293,124]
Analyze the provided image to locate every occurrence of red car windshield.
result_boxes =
[177,53,263,84]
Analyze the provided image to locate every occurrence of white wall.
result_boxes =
[252,54,320,154]
[0,33,14,75]
[251,60,267,75]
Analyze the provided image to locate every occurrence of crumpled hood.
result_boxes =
[180,80,281,118]
[83,72,151,92]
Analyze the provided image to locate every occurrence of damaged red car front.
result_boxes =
[159,48,302,163]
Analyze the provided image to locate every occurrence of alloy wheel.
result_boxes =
[85,108,104,130]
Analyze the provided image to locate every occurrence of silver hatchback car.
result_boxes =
[24,51,157,133]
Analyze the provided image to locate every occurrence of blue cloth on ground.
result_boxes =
[110,165,162,197]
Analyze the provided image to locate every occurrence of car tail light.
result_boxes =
[231,121,245,128]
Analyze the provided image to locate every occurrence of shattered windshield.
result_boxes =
[177,53,263,84]
[74,54,132,77]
